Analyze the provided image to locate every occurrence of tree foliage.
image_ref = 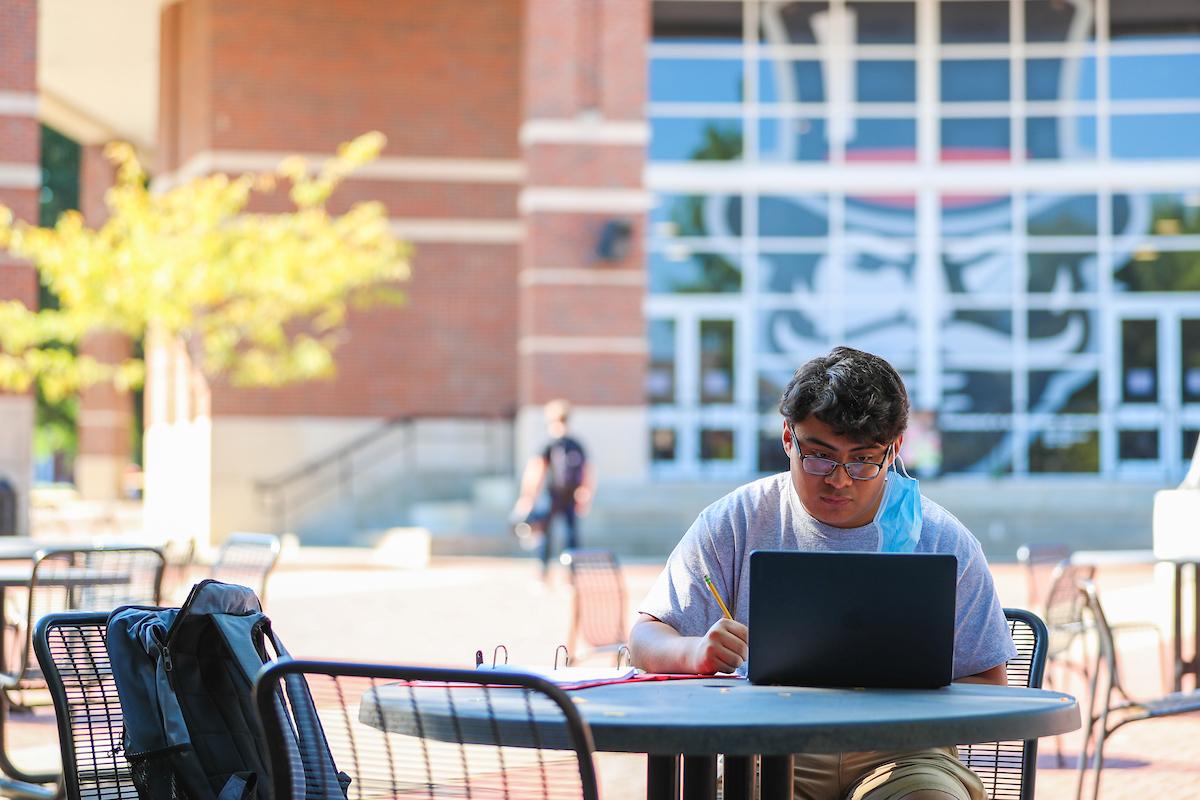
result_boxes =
[0,132,410,401]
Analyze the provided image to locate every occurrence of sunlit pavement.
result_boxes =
[5,554,1198,799]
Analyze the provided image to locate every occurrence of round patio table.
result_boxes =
[362,677,1079,800]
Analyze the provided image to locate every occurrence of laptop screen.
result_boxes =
[747,550,957,688]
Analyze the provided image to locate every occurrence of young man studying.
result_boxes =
[629,346,1015,800]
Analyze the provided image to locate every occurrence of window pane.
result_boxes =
[1026,0,1095,42]
[651,59,745,103]
[1110,0,1200,40]
[1027,194,1098,236]
[1182,320,1200,403]
[844,246,917,295]
[758,195,829,238]
[651,118,744,161]
[848,119,917,162]
[649,251,742,294]
[941,1,1009,43]
[700,320,735,404]
[651,194,743,239]
[761,308,826,354]
[943,247,1012,295]
[857,61,916,102]
[1122,319,1159,403]
[760,2,828,44]
[1026,116,1097,161]
[1112,191,1200,238]
[701,428,736,460]
[1029,370,1099,413]
[654,0,742,43]
[759,59,825,103]
[942,194,1012,237]
[942,310,1013,356]
[758,430,791,472]
[758,369,793,413]
[1119,430,1160,460]
[1112,54,1200,101]
[1114,250,1200,292]
[759,117,828,162]
[1029,310,1098,354]
[1026,57,1097,101]
[1029,429,1100,472]
[650,427,677,462]
[760,253,825,294]
[941,430,1012,474]
[846,195,916,236]
[844,314,918,366]
[1027,253,1098,293]
[941,119,1010,160]
[851,2,916,43]
[1185,430,1200,461]
[943,371,1013,413]
[1113,115,1200,159]
[941,60,1010,102]
[647,319,676,405]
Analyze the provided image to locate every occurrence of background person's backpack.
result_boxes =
[106,579,349,800]
[546,437,586,497]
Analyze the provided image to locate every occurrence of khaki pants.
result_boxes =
[792,747,988,800]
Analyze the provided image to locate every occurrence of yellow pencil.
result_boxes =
[703,574,733,620]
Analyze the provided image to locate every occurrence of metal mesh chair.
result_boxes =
[211,532,281,604]
[4,547,165,697]
[560,549,627,665]
[1075,580,1200,800]
[254,659,600,800]
[33,611,138,800]
[1016,543,1073,610]
[957,608,1048,800]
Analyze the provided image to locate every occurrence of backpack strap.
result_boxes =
[211,615,348,798]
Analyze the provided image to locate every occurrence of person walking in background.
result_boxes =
[514,399,595,580]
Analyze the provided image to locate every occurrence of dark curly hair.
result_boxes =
[778,347,909,445]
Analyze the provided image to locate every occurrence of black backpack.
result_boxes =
[106,579,349,799]
[547,437,586,495]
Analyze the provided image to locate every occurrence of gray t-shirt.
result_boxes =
[638,473,1017,679]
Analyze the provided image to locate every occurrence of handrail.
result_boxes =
[256,414,415,491]
[253,412,514,534]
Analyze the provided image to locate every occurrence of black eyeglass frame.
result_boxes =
[786,423,894,481]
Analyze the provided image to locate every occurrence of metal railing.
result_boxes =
[253,413,513,535]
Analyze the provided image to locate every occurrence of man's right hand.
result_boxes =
[689,618,748,674]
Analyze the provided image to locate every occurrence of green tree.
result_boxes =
[0,132,410,402]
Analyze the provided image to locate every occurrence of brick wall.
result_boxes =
[159,0,523,419]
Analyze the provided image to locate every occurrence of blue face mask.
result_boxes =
[874,454,923,553]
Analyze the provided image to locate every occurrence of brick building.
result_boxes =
[5,0,1200,553]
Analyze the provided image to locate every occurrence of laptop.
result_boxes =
[747,550,957,689]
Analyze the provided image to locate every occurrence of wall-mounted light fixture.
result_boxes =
[594,218,633,263]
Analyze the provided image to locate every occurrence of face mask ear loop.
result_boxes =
[893,452,913,480]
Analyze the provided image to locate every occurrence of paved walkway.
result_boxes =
[6,553,1199,799]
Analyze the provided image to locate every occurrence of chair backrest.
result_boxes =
[33,611,139,800]
[1043,560,1097,659]
[211,532,281,601]
[18,546,166,682]
[1078,580,1125,703]
[1016,542,1072,609]
[560,548,626,659]
[958,608,1048,800]
[254,659,601,800]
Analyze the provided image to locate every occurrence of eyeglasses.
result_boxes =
[788,424,892,481]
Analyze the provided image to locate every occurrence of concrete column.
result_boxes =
[518,0,650,480]
[75,144,133,501]
[0,0,40,534]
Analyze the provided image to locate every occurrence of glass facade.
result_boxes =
[646,0,1200,480]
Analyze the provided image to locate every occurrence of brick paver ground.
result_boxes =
[5,552,1199,798]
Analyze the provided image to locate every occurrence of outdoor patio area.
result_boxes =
[4,550,1196,799]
